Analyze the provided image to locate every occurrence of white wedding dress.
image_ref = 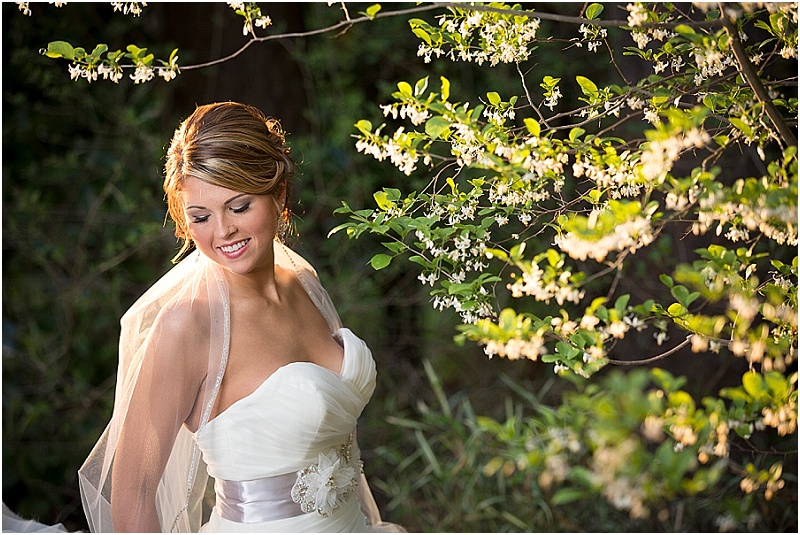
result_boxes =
[196,327,384,532]
[68,242,405,532]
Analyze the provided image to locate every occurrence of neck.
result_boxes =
[221,250,283,303]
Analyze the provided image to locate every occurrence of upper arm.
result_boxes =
[110,303,207,531]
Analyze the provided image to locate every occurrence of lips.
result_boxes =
[218,238,250,257]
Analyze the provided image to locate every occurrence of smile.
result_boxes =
[219,239,250,254]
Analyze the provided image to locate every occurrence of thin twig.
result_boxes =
[515,61,550,128]
[607,335,692,365]
[182,4,442,71]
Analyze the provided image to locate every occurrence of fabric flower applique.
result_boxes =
[291,440,362,517]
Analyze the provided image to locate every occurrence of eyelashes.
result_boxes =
[231,202,250,214]
[189,202,250,224]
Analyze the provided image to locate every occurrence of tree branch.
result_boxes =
[718,4,797,147]
[607,335,692,366]
[182,4,443,71]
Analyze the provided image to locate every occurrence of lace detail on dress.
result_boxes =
[290,434,363,517]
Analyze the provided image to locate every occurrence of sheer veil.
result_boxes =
[77,240,346,532]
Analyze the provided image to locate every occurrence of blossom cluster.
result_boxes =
[381,103,430,126]
[228,2,272,36]
[639,127,710,184]
[416,9,541,66]
[692,181,798,247]
[111,2,146,16]
[66,59,178,84]
[573,152,642,200]
[355,127,419,176]
[590,437,651,519]
[693,47,734,86]
[507,262,584,306]
[16,1,68,16]
[449,121,485,167]
[577,23,607,53]
[739,462,787,501]
[555,214,655,263]
[625,3,679,49]
[482,335,545,361]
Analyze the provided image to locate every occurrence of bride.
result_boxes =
[77,102,405,532]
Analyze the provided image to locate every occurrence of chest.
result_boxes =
[211,298,344,420]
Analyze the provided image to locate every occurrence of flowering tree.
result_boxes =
[336,3,797,526]
[24,1,798,529]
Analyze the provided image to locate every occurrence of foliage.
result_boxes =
[3,3,179,528]
[332,1,799,525]
[377,363,796,531]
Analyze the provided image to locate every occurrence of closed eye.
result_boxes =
[191,215,210,223]
[231,202,251,214]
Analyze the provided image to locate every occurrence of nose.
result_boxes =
[215,216,236,239]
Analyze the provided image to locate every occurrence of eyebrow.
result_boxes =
[186,193,249,210]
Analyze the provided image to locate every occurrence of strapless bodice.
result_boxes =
[194,328,376,482]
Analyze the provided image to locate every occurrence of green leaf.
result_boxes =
[671,285,690,304]
[614,294,630,313]
[742,371,767,400]
[440,76,450,101]
[44,41,75,60]
[524,118,541,137]
[764,371,788,399]
[486,91,501,106]
[425,116,451,140]
[89,43,108,59]
[369,253,393,270]
[365,3,381,18]
[551,488,589,505]
[414,76,429,97]
[568,127,585,142]
[729,117,753,138]
[674,24,697,36]
[354,119,373,135]
[411,26,432,46]
[499,308,517,331]
[585,3,604,19]
[373,191,393,210]
[397,81,413,97]
[576,75,598,95]
[667,303,688,317]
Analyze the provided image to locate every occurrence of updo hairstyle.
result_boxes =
[163,102,297,261]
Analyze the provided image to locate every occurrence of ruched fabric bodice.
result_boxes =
[193,327,377,532]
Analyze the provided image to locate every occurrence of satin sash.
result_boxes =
[214,473,304,523]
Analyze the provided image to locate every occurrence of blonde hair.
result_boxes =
[164,102,297,261]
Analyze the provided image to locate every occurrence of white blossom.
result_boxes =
[626,3,648,27]
[130,64,154,84]
[643,108,660,124]
[555,216,655,263]
[111,2,146,16]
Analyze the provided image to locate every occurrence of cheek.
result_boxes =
[187,222,212,245]
[249,205,279,235]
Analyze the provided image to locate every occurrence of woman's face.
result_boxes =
[181,176,280,275]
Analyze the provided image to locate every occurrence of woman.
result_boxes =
[78,102,404,532]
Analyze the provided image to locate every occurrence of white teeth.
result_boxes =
[220,240,248,253]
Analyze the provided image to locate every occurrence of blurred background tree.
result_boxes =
[3,2,797,532]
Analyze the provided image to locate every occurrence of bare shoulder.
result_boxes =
[149,294,211,370]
